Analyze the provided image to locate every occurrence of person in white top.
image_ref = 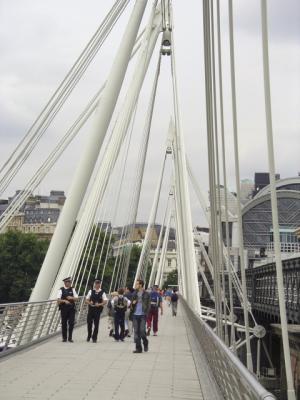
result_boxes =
[85,279,107,343]
[57,277,78,342]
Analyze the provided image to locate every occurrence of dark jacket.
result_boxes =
[131,290,151,316]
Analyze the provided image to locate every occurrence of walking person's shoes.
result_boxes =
[146,327,151,336]
[87,337,91,342]
[153,332,157,336]
[133,349,142,353]
[92,339,97,343]
[124,329,129,337]
[62,339,67,342]
[144,343,149,352]
[109,329,113,337]
[68,338,74,342]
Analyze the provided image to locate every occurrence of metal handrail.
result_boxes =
[181,297,276,400]
[0,296,89,355]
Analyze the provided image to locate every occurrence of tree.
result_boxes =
[163,269,178,289]
[0,231,49,303]
[126,244,141,288]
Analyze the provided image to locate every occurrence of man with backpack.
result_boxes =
[171,288,178,317]
[111,288,130,341]
[85,279,107,343]
[57,277,78,343]
[146,284,163,336]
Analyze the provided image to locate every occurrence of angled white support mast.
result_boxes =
[170,120,201,314]
[148,189,172,288]
[155,208,172,287]
[30,0,148,301]
[49,8,162,298]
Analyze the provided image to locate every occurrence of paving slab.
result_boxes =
[0,302,221,400]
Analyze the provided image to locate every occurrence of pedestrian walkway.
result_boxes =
[0,302,221,400]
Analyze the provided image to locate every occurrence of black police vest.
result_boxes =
[90,289,103,305]
[60,287,75,309]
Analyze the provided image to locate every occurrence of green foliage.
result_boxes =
[163,268,178,289]
[125,244,141,288]
[0,231,49,303]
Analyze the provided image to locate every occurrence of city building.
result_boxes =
[242,177,300,259]
[214,175,300,268]
[252,172,280,197]
[149,248,177,283]
[1,190,66,240]
[112,223,176,249]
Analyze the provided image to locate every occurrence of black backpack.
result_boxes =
[171,293,178,302]
[114,296,127,313]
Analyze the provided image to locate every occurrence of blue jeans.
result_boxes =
[133,315,148,351]
[114,313,125,340]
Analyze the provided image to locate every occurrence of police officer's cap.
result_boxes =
[62,277,72,282]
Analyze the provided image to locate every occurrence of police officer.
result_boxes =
[57,277,78,342]
[85,279,107,343]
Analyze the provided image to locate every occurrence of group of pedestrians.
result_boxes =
[57,277,178,353]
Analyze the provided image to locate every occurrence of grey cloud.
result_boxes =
[0,0,299,226]
[224,0,300,43]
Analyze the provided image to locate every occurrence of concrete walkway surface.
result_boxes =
[0,302,219,400]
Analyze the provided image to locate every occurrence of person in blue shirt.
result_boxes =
[130,279,150,353]
[146,285,163,336]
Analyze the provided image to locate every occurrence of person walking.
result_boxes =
[124,287,134,337]
[165,288,172,306]
[107,291,118,337]
[57,277,78,343]
[112,288,130,342]
[85,279,107,343]
[171,288,178,317]
[131,279,150,353]
[147,285,163,336]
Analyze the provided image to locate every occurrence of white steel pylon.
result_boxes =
[170,119,201,315]
[30,0,149,302]
[49,7,162,298]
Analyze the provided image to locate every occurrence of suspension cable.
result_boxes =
[202,0,222,335]
[228,0,253,371]
[99,94,138,286]
[210,0,227,342]
[0,0,130,195]
[0,36,144,233]
[260,1,295,397]
[216,0,236,351]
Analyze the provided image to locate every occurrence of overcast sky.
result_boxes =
[0,0,299,227]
